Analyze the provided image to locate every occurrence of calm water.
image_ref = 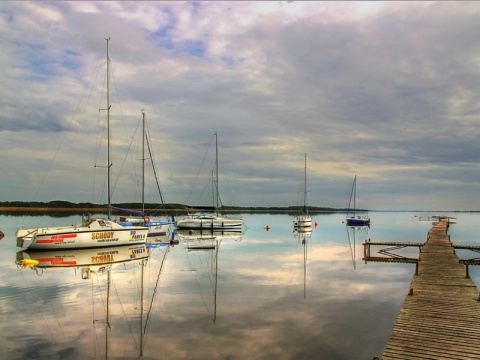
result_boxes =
[1,211,479,360]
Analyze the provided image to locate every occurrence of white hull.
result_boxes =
[293,215,312,228]
[175,215,243,230]
[118,216,170,236]
[147,222,170,236]
[16,218,148,250]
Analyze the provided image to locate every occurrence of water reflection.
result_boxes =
[345,225,370,270]
[293,226,312,299]
[14,244,168,359]
[173,228,243,325]
[3,212,466,359]
[173,228,243,245]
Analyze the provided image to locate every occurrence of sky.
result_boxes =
[2,1,480,211]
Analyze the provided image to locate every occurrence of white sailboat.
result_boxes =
[345,175,370,227]
[293,153,313,228]
[116,110,170,236]
[16,38,148,250]
[175,132,243,230]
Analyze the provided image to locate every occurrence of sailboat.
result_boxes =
[116,110,171,237]
[15,38,149,250]
[345,175,370,227]
[293,153,313,228]
[175,132,243,230]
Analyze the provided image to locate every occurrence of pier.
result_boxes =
[365,219,480,359]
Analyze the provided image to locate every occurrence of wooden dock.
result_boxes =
[381,219,480,360]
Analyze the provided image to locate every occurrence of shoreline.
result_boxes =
[0,207,342,214]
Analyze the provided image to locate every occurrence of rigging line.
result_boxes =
[47,58,105,209]
[183,244,213,320]
[347,176,356,216]
[207,239,221,294]
[143,247,170,345]
[21,64,105,220]
[90,270,100,359]
[184,133,216,206]
[111,265,141,353]
[145,129,167,209]
[346,227,357,270]
[108,62,141,200]
[18,268,58,345]
[111,113,142,200]
[143,118,170,212]
[47,281,69,346]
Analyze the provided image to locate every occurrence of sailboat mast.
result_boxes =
[215,132,219,213]
[106,37,112,220]
[142,110,146,215]
[303,153,307,215]
[353,175,357,216]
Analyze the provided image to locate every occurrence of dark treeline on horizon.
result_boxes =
[0,200,348,213]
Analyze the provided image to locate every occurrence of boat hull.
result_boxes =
[345,217,370,227]
[118,216,170,236]
[146,222,170,237]
[293,215,312,228]
[175,216,243,230]
[16,219,148,250]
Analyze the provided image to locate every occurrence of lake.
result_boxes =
[1,211,479,360]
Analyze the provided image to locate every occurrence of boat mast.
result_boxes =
[353,175,357,216]
[142,110,146,215]
[215,132,219,214]
[106,37,112,220]
[303,153,307,215]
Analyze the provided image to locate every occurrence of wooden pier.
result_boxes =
[379,219,480,359]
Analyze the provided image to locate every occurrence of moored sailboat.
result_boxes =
[175,132,243,230]
[116,110,170,236]
[15,38,148,250]
[293,153,312,228]
[345,175,370,227]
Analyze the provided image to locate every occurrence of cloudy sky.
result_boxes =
[2,1,480,211]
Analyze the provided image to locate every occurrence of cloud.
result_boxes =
[1,1,480,210]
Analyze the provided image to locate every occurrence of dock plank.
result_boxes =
[381,219,480,360]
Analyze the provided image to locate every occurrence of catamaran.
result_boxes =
[175,132,243,230]
[15,38,148,250]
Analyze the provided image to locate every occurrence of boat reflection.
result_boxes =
[346,225,369,270]
[175,228,243,323]
[293,226,312,299]
[15,244,168,358]
[173,228,243,250]
[16,244,149,274]
[147,233,178,248]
